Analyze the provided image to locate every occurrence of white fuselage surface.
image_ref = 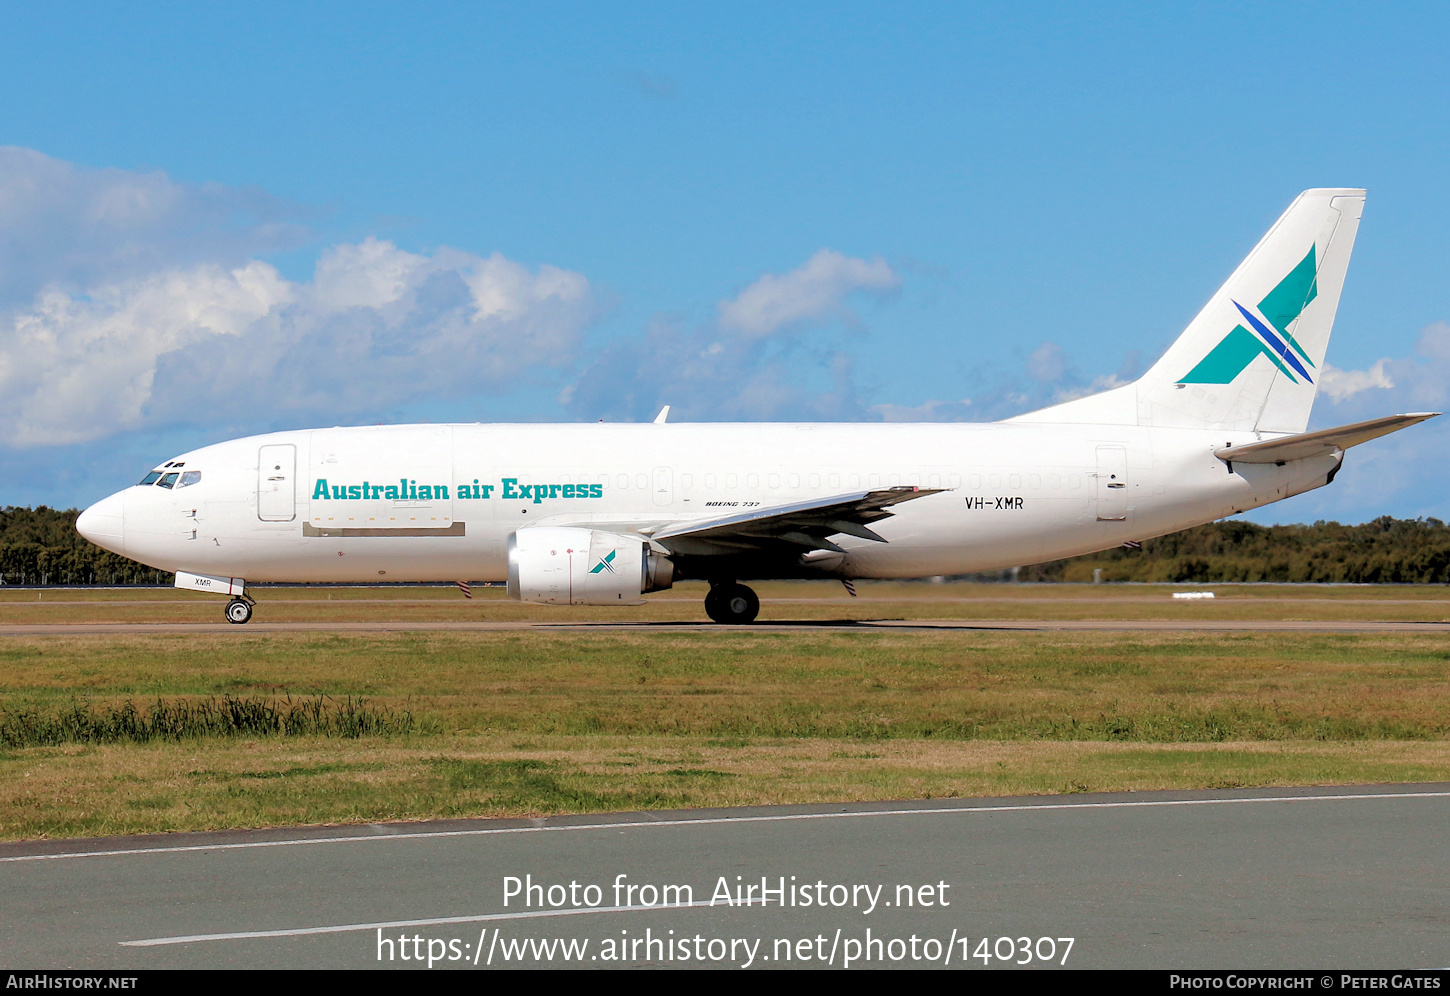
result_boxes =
[95,420,1332,584]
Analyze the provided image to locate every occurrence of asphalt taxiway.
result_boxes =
[2,784,1447,969]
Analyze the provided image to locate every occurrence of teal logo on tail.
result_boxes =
[589,550,617,574]
[1180,246,1319,385]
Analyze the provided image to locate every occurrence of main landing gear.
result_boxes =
[704,582,759,624]
[225,596,255,625]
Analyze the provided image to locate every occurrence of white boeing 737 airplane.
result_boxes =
[77,189,1435,624]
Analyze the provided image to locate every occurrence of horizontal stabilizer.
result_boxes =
[1215,413,1439,465]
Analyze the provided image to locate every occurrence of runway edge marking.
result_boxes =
[4,789,1448,866]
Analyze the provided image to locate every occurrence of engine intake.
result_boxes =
[507,526,673,605]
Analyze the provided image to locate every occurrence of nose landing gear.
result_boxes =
[704,582,759,624]
[225,596,254,625]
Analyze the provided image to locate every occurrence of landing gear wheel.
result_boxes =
[225,598,253,625]
[704,583,759,624]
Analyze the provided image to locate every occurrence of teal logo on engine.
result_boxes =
[589,550,617,574]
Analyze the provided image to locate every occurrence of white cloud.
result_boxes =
[871,398,976,422]
[1026,342,1065,383]
[1044,373,1128,405]
[717,249,900,338]
[0,240,596,446]
[565,249,902,423]
[0,146,307,306]
[563,313,865,423]
[1314,322,1450,419]
[310,237,428,311]
[1319,359,1395,402]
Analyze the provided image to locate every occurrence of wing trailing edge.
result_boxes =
[647,487,943,555]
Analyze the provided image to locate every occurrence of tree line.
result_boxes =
[0,506,172,585]
[3,505,1449,585]
[1015,515,1450,584]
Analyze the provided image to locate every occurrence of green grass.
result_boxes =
[0,695,424,747]
[0,627,1448,838]
[2,630,1449,742]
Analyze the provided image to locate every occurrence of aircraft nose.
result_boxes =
[76,492,126,556]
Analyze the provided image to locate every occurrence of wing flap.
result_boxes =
[649,487,943,553]
[1215,413,1438,465]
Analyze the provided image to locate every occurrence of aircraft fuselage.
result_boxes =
[78,420,1338,584]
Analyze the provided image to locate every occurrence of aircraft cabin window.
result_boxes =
[178,471,202,488]
[681,474,693,489]
[139,471,163,485]
[157,473,179,489]
[635,474,648,490]
[617,474,628,489]
[767,474,780,489]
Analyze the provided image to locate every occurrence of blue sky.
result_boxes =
[1,1,1447,523]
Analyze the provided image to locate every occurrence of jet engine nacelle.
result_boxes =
[506,526,673,605]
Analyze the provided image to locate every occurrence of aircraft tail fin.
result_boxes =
[1010,188,1365,433]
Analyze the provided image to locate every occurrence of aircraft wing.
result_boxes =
[1215,413,1439,465]
[646,487,944,555]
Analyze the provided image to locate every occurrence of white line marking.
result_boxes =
[4,789,1446,866]
[122,900,713,947]
[104,789,1450,948]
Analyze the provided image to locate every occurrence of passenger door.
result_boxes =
[1095,445,1128,522]
[652,466,673,506]
[258,444,297,521]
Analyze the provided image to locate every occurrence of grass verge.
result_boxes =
[6,736,1450,840]
[0,696,425,747]
[0,629,1447,839]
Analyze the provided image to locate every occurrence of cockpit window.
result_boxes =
[139,471,163,485]
[177,471,201,488]
[157,473,179,489]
